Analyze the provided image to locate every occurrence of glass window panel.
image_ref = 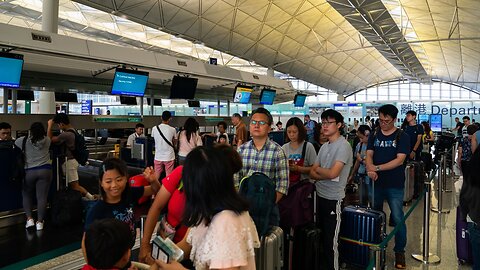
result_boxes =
[460,89,470,99]
[355,92,366,101]
[366,87,377,99]
[410,83,420,99]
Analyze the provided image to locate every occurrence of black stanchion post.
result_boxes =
[412,181,441,263]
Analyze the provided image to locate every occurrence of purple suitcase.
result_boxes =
[456,206,473,264]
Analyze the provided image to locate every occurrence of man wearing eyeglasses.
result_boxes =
[234,108,289,223]
[365,104,410,269]
[309,109,352,270]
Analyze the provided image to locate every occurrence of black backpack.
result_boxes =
[239,172,276,237]
[0,140,26,185]
[66,129,89,165]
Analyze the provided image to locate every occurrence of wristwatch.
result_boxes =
[375,165,381,171]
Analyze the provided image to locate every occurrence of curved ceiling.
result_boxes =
[3,0,480,95]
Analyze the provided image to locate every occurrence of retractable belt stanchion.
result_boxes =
[369,246,382,270]
[412,181,441,263]
[431,153,450,213]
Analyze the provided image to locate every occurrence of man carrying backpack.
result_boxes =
[309,109,352,270]
[402,110,424,161]
[365,104,410,269]
[48,113,94,200]
[235,108,289,228]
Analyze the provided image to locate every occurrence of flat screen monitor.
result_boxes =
[293,94,307,107]
[55,92,78,103]
[111,68,149,97]
[418,114,429,124]
[120,96,137,105]
[188,100,200,107]
[0,52,23,88]
[169,75,198,99]
[259,88,276,105]
[147,98,162,106]
[233,85,253,104]
[430,114,442,132]
[8,90,34,101]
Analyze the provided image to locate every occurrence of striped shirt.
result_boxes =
[234,138,289,195]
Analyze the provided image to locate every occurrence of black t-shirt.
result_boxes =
[85,187,144,245]
[367,129,410,189]
[404,124,424,155]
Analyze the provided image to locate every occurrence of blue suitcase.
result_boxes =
[339,205,386,268]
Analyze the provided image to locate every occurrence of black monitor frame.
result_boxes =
[120,96,138,105]
[169,75,198,99]
[188,100,201,107]
[8,89,34,101]
[293,94,307,107]
[54,92,78,103]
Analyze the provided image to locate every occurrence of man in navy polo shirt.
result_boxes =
[366,104,410,269]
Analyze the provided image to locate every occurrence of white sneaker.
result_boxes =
[36,221,44,231]
[25,219,35,229]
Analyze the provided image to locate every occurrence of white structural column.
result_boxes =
[39,0,59,114]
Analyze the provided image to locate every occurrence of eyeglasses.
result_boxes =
[321,121,337,126]
[250,120,268,126]
[379,118,394,125]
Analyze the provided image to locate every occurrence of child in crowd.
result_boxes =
[82,218,138,270]
[348,125,372,206]
[218,134,228,144]
[155,147,259,270]
[83,158,161,254]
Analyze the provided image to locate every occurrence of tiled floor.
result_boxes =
[379,175,473,270]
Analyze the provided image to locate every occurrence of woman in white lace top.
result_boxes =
[153,146,260,270]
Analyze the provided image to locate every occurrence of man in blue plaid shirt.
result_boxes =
[234,108,289,225]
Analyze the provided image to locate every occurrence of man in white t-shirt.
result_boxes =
[152,111,177,176]
[126,123,145,147]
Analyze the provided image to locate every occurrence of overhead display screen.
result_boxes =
[233,85,253,104]
[259,88,276,105]
[293,94,307,107]
[111,68,149,97]
[0,52,24,88]
[169,75,198,99]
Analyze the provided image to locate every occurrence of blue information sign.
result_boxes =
[81,100,92,115]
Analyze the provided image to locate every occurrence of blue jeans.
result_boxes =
[372,187,407,253]
[468,222,480,270]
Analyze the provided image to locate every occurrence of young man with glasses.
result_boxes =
[365,104,410,269]
[234,108,289,224]
[309,109,352,270]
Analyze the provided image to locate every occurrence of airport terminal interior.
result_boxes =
[1,0,480,269]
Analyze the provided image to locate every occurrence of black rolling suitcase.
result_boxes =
[339,183,386,268]
[51,157,83,227]
[291,194,322,270]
